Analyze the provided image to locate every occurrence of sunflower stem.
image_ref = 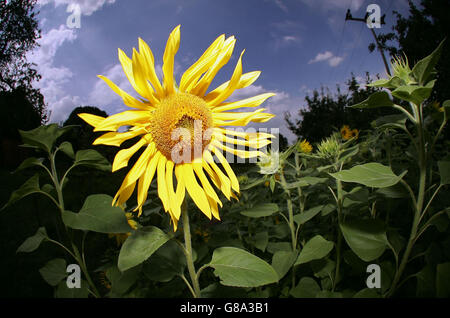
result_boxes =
[181,199,202,298]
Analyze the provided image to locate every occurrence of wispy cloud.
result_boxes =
[38,0,116,16]
[308,51,344,67]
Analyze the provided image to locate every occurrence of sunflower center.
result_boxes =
[149,93,213,162]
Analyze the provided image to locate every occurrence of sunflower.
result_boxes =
[78,26,275,230]
[298,139,312,153]
[340,125,352,140]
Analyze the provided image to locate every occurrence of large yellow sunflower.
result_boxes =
[78,25,275,230]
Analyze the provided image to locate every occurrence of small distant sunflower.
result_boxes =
[79,26,275,230]
[298,139,312,153]
[340,125,359,140]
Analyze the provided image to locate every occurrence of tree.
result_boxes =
[0,0,48,123]
[285,74,394,143]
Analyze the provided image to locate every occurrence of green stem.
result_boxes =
[387,102,427,297]
[279,170,296,252]
[333,178,344,291]
[181,200,201,298]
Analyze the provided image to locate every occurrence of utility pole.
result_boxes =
[345,9,391,76]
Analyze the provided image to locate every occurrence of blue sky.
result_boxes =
[30,0,413,142]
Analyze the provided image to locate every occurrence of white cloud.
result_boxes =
[38,0,116,16]
[27,24,79,122]
[308,50,344,67]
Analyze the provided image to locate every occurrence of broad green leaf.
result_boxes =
[39,258,67,286]
[19,124,74,153]
[290,277,320,298]
[209,247,279,287]
[295,235,334,265]
[17,227,48,253]
[240,203,279,218]
[271,250,298,280]
[368,76,405,89]
[436,262,450,298]
[14,157,44,173]
[349,91,394,109]
[62,194,132,233]
[391,82,434,105]
[106,264,141,296]
[143,240,186,282]
[248,231,268,252]
[372,114,407,130]
[411,39,445,86]
[340,219,388,262]
[416,265,435,297]
[58,141,75,159]
[2,174,43,210]
[329,163,407,188]
[55,279,89,298]
[311,258,336,278]
[293,205,324,225]
[74,149,111,171]
[118,226,170,272]
[437,161,450,185]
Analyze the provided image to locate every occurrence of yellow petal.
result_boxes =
[210,146,239,193]
[94,110,151,132]
[212,130,272,149]
[179,164,211,219]
[192,162,222,207]
[94,128,147,147]
[189,36,236,96]
[162,25,181,96]
[112,138,149,172]
[138,37,164,97]
[132,48,160,105]
[211,139,265,159]
[135,151,160,211]
[157,155,170,212]
[203,151,232,200]
[97,75,153,110]
[165,160,181,220]
[212,108,275,126]
[212,93,275,112]
[204,71,261,102]
[179,34,225,93]
[77,113,106,128]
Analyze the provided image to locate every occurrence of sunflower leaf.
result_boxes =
[209,247,279,287]
[16,227,48,253]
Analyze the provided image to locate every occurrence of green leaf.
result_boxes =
[293,205,324,225]
[295,235,334,265]
[2,174,43,210]
[290,277,320,298]
[437,161,450,185]
[143,240,186,282]
[349,91,394,109]
[209,247,279,287]
[340,219,388,262]
[39,258,67,286]
[271,250,298,280]
[55,279,89,298]
[372,114,407,130]
[19,124,74,153]
[74,149,111,171]
[436,262,450,298]
[17,227,48,253]
[118,226,170,272]
[368,76,405,89]
[240,203,279,218]
[62,194,132,233]
[329,163,407,188]
[411,39,445,85]
[106,264,141,296]
[14,157,44,173]
[248,231,269,252]
[58,141,75,159]
[391,82,434,105]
